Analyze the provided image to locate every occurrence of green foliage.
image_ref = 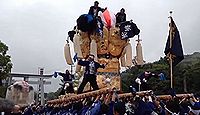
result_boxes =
[121,52,200,95]
[173,52,200,94]
[46,87,62,100]
[0,41,12,97]
[0,40,12,81]
[0,86,7,98]
[121,57,170,94]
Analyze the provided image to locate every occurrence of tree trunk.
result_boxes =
[183,76,187,92]
[0,80,2,86]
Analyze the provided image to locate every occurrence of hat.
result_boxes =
[121,8,125,12]
[94,1,99,4]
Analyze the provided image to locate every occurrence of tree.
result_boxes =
[121,53,200,95]
[0,40,12,97]
[46,87,62,100]
[121,58,170,94]
[174,52,200,94]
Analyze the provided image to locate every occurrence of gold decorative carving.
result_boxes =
[78,27,130,91]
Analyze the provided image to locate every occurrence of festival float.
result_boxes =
[64,9,141,92]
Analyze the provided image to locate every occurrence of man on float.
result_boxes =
[116,8,126,24]
[88,1,105,18]
[77,54,106,94]
[58,69,75,93]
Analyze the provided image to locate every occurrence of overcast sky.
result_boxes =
[0,0,200,92]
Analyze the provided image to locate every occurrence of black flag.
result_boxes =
[120,21,140,40]
[164,17,184,66]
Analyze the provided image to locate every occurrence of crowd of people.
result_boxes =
[3,88,200,115]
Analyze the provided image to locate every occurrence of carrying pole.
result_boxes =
[169,11,173,88]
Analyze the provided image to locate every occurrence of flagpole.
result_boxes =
[169,11,173,88]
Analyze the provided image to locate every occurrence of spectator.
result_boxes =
[189,96,200,115]
[113,101,126,115]
[10,105,22,115]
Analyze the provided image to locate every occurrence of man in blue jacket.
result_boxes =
[58,70,75,94]
[77,54,105,94]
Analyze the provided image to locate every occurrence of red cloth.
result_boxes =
[100,9,116,29]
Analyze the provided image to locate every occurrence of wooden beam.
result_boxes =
[9,73,53,78]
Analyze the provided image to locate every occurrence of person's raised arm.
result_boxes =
[58,72,64,76]
[78,59,88,66]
